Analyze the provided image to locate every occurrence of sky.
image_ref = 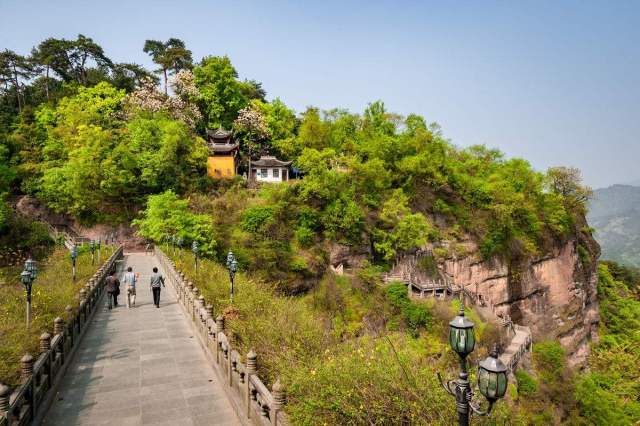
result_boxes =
[1,0,639,188]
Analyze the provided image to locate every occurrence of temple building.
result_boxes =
[206,128,239,178]
[251,156,292,182]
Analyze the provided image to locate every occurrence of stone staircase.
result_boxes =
[499,324,533,373]
[382,256,533,373]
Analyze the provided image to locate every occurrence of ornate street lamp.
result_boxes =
[90,240,96,265]
[21,258,37,327]
[439,304,507,425]
[97,237,102,263]
[70,245,78,281]
[226,251,237,303]
[192,241,199,272]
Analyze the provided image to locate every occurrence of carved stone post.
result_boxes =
[205,304,214,321]
[40,332,52,352]
[79,289,86,301]
[21,353,34,383]
[192,288,199,318]
[215,315,225,363]
[0,383,10,417]
[271,378,286,426]
[197,295,205,320]
[245,350,257,419]
[53,317,64,335]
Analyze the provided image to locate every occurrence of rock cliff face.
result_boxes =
[389,227,600,367]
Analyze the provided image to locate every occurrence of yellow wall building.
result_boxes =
[207,156,236,178]
[206,128,239,178]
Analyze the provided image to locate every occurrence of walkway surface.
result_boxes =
[43,253,241,426]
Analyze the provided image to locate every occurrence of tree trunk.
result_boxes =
[45,66,50,101]
[12,64,21,112]
[163,68,168,95]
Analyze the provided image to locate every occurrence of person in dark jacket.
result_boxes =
[149,267,165,308]
[105,270,120,310]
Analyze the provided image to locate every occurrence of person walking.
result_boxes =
[150,266,165,308]
[105,270,120,310]
[123,266,138,308]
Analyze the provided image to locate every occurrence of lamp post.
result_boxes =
[226,251,237,304]
[70,245,78,281]
[21,258,37,327]
[90,240,96,265]
[438,304,508,425]
[192,241,199,273]
[97,237,102,263]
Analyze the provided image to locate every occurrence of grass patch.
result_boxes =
[0,245,115,386]
[166,247,505,424]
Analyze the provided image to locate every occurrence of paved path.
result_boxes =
[43,253,240,426]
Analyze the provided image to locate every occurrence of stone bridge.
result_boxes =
[0,247,285,426]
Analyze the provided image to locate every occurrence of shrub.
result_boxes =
[533,341,565,376]
[294,225,315,247]
[385,283,431,332]
[515,370,538,396]
[241,206,275,234]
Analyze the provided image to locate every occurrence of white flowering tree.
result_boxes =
[121,71,202,128]
[233,102,270,156]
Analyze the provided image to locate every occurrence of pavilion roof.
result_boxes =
[252,156,292,167]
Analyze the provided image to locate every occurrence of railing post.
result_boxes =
[245,350,257,419]
[21,353,34,383]
[215,315,224,363]
[53,317,64,336]
[271,378,286,426]
[0,383,10,419]
[40,332,51,353]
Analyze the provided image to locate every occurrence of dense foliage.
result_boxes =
[574,262,640,424]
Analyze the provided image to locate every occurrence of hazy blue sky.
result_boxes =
[2,0,638,188]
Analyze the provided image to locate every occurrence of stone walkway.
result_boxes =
[43,253,240,426]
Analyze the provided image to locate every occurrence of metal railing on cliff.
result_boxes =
[155,247,287,426]
[0,246,124,426]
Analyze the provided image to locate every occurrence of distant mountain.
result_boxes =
[588,184,640,267]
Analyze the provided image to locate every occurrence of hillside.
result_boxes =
[588,184,640,266]
[2,34,629,424]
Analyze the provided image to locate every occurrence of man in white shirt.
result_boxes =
[122,266,138,308]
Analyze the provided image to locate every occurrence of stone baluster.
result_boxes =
[215,315,225,363]
[198,295,207,324]
[21,353,34,383]
[40,332,52,352]
[53,317,64,335]
[245,350,257,419]
[205,304,214,338]
[0,383,10,418]
[191,288,199,318]
[271,378,286,426]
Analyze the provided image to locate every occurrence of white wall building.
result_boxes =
[251,156,292,183]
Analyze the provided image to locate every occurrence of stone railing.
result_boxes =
[503,324,533,373]
[156,248,287,426]
[0,245,124,426]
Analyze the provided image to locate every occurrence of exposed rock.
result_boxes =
[328,240,371,269]
[388,224,600,367]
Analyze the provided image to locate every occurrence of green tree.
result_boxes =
[133,190,216,256]
[193,55,248,129]
[143,38,192,95]
[0,49,33,111]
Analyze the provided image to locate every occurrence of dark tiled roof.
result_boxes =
[251,156,292,167]
[208,142,239,154]
[206,128,233,139]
